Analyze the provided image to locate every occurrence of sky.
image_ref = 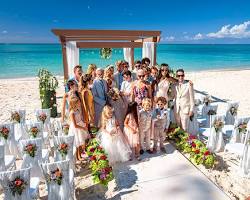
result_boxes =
[1,0,250,44]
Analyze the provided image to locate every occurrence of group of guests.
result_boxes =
[61,58,195,164]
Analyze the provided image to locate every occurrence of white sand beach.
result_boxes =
[0,69,250,200]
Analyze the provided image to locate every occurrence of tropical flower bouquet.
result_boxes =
[62,124,69,135]
[107,88,120,101]
[0,126,10,140]
[203,95,212,106]
[213,119,224,132]
[24,143,37,157]
[29,126,39,138]
[46,168,63,185]
[9,176,27,196]
[86,138,113,186]
[38,112,47,124]
[230,106,237,116]
[58,143,68,157]
[11,111,21,123]
[238,122,248,134]
[168,127,215,169]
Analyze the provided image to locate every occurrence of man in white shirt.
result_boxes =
[120,70,133,103]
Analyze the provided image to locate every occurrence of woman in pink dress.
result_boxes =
[124,102,141,161]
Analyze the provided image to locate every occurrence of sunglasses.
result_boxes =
[177,74,184,77]
[138,75,145,78]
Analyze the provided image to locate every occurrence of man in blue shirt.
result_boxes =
[65,65,83,92]
[114,60,124,90]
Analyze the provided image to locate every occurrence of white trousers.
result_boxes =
[140,128,151,150]
[154,127,166,148]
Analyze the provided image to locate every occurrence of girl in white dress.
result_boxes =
[68,95,89,160]
[97,105,131,165]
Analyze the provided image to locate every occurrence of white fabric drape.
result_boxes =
[40,160,74,200]
[66,41,79,79]
[207,115,225,153]
[123,48,132,68]
[142,42,155,67]
[225,102,239,125]
[239,121,250,177]
[230,117,250,144]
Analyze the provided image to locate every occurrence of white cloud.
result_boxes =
[207,21,250,38]
[193,33,203,40]
[164,36,175,41]
[183,31,188,35]
[2,30,7,34]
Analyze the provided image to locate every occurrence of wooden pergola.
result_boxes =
[51,29,161,79]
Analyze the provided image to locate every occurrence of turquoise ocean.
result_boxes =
[0,44,250,79]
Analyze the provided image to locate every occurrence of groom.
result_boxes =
[92,68,108,127]
[173,69,195,132]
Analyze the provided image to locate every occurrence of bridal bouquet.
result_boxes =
[230,106,237,116]
[0,126,9,140]
[11,111,21,123]
[38,112,47,124]
[9,176,27,196]
[29,126,39,138]
[107,88,120,101]
[46,168,63,185]
[58,143,68,157]
[24,143,37,157]
[213,119,224,132]
[203,95,212,106]
[238,122,247,134]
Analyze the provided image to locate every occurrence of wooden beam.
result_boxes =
[135,36,161,43]
[66,36,141,41]
[76,42,143,48]
[60,37,69,80]
[52,29,161,38]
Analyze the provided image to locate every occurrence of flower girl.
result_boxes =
[124,102,141,160]
[98,105,131,165]
[68,95,89,160]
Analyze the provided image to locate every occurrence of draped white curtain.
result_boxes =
[123,48,132,68]
[66,41,79,78]
[142,42,155,67]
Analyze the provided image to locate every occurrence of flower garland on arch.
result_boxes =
[100,48,112,59]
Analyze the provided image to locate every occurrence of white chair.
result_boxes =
[40,160,75,200]
[0,144,16,172]
[10,109,26,141]
[53,135,75,170]
[0,167,39,200]
[229,117,250,144]
[0,123,21,158]
[19,138,49,178]
[24,121,44,139]
[206,115,226,153]
[198,105,218,128]
[225,102,239,125]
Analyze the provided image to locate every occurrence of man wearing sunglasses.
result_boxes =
[173,69,195,133]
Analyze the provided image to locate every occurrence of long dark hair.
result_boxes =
[126,102,139,127]
[157,64,170,83]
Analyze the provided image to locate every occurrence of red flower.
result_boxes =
[189,135,197,140]
[191,143,196,148]
[14,179,23,186]
[90,147,95,152]
[90,156,96,161]
[100,155,107,160]
[204,150,210,156]
[194,149,200,154]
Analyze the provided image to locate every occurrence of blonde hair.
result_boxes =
[142,98,152,108]
[87,64,97,75]
[101,105,113,129]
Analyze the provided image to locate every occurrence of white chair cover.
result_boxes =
[0,144,16,172]
[11,109,26,141]
[239,121,250,177]
[66,41,79,79]
[35,109,51,133]
[230,117,250,144]
[40,160,74,200]
[24,121,44,139]
[207,115,225,153]
[20,138,46,177]
[204,105,218,127]
[225,102,239,125]
[53,136,75,170]
[0,123,21,157]
[0,168,31,200]
[188,106,199,135]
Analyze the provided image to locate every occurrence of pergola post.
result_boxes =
[153,37,157,66]
[130,47,135,69]
[60,37,69,80]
